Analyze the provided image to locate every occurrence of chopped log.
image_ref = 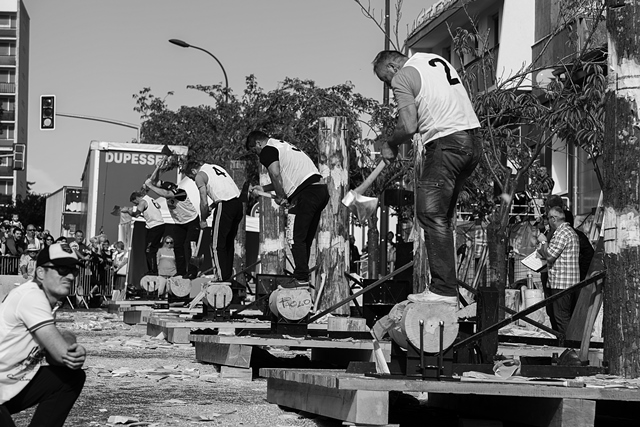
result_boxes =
[139,275,165,292]
[168,277,191,297]
[229,160,247,290]
[269,287,313,321]
[387,301,459,353]
[316,116,349,314]
[260,165,286,274]
[204,283,233,309]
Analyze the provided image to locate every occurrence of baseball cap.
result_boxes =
[27,242,40,252]
[37,243,80,267]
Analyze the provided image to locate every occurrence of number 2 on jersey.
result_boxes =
[429,58,461,86]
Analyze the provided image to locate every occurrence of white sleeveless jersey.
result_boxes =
[141,195,164,229]
[265,139,319,197]
[200,164,240,203]
[403,53,480,144]
[166,181,198,224]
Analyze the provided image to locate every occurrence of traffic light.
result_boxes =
[40,95,55,130]
[13,143,24,170]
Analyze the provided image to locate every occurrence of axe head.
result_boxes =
[238,180,251,203]
[161,145,173,156]
[341,190,378,222]
[110,205,121,216]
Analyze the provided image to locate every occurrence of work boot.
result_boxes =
[407,291,457,305]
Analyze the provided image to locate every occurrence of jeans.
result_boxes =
[416,131,481,297]
[289,183,330,281]
[0,366,86,427]
[211,198,243,281]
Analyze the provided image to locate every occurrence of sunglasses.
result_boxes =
[46,265,80,276]
[27,229,36,232]
[165,241,174,244]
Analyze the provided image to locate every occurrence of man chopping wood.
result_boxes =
[373,50,482,305]
[182,160,242,282]
[245,131,329,287]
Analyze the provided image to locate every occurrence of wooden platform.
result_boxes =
[260,368,640,426]
[191,335,392,381]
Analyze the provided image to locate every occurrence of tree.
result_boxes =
[602,0,640,378]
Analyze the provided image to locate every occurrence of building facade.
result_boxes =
[0,0,27,205]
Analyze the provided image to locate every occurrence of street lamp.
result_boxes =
[169,38,229,102]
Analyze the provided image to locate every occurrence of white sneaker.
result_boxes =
[407,291,457,305]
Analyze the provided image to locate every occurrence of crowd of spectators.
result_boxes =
[0,215,132,299]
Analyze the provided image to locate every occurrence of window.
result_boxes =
[0,15,11,28]
[0,125,14,140]
[491,13,500,47]
[0,156,8,167]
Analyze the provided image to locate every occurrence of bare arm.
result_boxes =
[381,104,419,162]
[266,161,288,205]
[33,325,86,370]
[195,172,210,228]
[121,199,146,217]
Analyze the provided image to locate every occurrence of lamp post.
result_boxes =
[169,38,229,102]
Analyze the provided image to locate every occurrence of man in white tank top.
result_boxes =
[245,131,329,286]
[121,190,165,276]
[373,50,482,306]
[145,158,200,279]
[183,160,242,281]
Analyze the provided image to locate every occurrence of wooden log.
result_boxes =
[139,275,164,292]
[399,302,458,353]
[268,287,313,321]
[259,164,286,275]
[168,277,191,297]
[316,116,350,314]
[204,283,233,309]
[412,135,429,293]
[229,160,247,290]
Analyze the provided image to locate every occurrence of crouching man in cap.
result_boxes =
[0,243,87,427]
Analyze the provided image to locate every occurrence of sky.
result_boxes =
[22,0,436,194]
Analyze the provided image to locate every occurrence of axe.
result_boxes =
[341,160,386,222]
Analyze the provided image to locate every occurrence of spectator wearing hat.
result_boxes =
[19,242,40,280]
[0,243,87,427]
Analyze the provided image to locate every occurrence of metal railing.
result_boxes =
[0,255,114,300]
[0,82,15,93]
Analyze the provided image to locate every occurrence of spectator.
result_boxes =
[68,231,91,264]
[111,241,129,294]
[5,227,27,257]
[43,235,55,248]
[157,236,177,297]
[349,235,361,274]
[386,231,396,272]
[0,243,86,426]
[19,243,40,280]
[24,225,41,248]
[8,213,22,231]
[536,206,580,334]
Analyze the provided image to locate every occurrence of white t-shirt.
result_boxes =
[392,53,480,144]
[0,281,54,404]
[199,164,240,203]
[261,139,319,197]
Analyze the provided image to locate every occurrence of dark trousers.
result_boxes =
[549,288,577,334]
[172,218,200,276]
[290,184,330,282]
[416,131,481,297]
[211,198,243,281]
[0,366,86,427]
[145,224,165,274]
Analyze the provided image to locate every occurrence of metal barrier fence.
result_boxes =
[0,256,114,300]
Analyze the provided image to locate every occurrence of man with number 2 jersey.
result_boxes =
[183,161,242,281]
[373,50,482,305]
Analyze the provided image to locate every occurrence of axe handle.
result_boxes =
[354,160,386,195]
[194,229,204,256]
[254,190,273,199]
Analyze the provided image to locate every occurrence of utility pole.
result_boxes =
[602,0,640,377]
